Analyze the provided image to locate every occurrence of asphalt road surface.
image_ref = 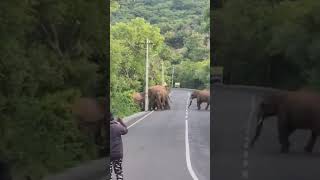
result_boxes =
[212,86,320,180]
[116,89,210,180]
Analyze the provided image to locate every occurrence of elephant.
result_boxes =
[132,92,145,111]
[148,85,171,111]
[250,90,320,153]
[71,97,107,156]
[159,85,171,110]
[148,86,164,110]
[164,94,171,109]
[188,89,210,110]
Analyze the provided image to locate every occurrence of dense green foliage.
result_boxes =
[215,0,320,90]
[176,60,210,89]
[0,0,106,179]
[111,0,210,116]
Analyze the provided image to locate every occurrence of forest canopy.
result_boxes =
[214,0,320,90]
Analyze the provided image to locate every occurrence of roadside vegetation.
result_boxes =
[0,1,106,179]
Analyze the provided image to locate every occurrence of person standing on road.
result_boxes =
[109,113,128,180]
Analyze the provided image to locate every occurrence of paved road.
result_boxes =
[43,158,105,180]
[212,86,320,180]
[117,89,210,180]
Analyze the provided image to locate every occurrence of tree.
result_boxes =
[175,59,210,89]
[184,31,209,61]
[214,0,320,89]
[110,17,167,116]
[0,0,107,179]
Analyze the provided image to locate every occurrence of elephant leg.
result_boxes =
[140,102,144,111]
[161,97,166,110]
[159,98,164,110]
[149,101,154,111]
[278,129,290,153]
[154,101,158,110]
[278,126,295,153]
[188,99,193,108]
[197,100,201,110]
[155,99,161,111]
[277,112,293,153]
[139,103,142,111]
[250,118,264,148]
[160,98,165,110]
[162,101,166,110]
[304,131,318,153]
[165,99,170,109]
[151,98,157,110]
[205,102,209,110]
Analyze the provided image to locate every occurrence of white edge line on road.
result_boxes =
[127,111,154,129]
[185,92,199,180]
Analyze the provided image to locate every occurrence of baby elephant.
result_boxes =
[188,89,210,110]
[250,90,320,153]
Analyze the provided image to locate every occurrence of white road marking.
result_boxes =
[243,160,248,167]
[242,170,249,179]
[128,111,154,129]
[244,137,250,142]
[241,96,256,179]
[243,151,249,158]
[244,142,249,149]
[185,92,199,180]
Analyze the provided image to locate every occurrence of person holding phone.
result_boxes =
[109,113,128,180]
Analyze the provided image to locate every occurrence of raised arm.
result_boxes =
[117,118,128,135]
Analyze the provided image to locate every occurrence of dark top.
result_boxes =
[110,120,128,159]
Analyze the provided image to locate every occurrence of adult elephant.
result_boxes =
[148,85,170,111]
[188,89,210,110]
[166,95,172,109]
[160,84,171,110]
[132,92,145,111]
[71,97,107,156]
[250,90,320,153]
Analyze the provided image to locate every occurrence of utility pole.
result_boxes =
[144,38,150,112]
[161,61,164,85]
[171,65,175,88]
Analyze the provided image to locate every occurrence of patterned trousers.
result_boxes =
[109,158,123,180]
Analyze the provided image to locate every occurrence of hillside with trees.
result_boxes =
[214,0,320,90]
[111,0,210,117]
